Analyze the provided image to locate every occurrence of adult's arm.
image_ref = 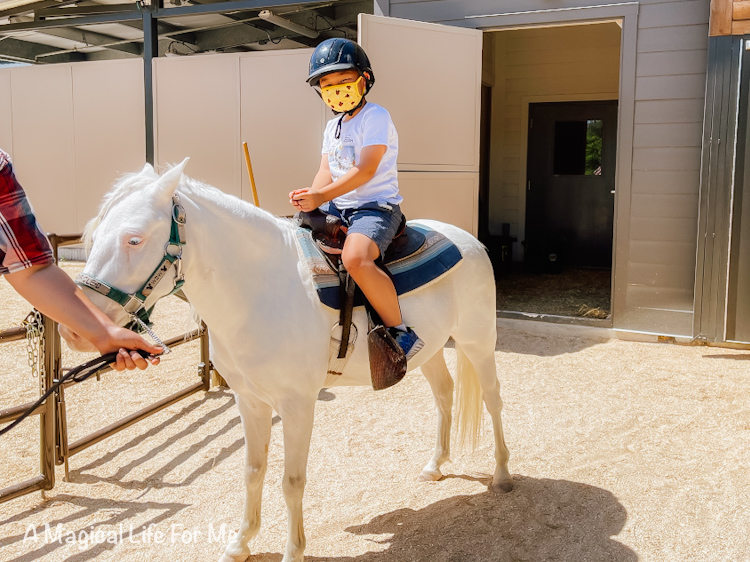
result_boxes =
[6,263,162,370]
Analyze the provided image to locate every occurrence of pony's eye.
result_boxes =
[128,237,142,246]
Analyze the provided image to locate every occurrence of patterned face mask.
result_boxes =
[320,76,364,113]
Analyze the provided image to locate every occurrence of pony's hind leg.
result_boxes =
[418,349,454,482]
[219,393,273,562]
[453,335,513,493]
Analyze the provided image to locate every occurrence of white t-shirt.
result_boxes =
[321,102,402,209]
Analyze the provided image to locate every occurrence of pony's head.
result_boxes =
[62,158,190,351]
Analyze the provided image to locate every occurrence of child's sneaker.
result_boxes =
[388,327,424,362]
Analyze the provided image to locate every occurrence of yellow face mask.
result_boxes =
[320,76,364,113]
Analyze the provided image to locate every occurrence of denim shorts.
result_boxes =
[321,201,403,256]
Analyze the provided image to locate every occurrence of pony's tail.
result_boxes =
[454,344,484,450]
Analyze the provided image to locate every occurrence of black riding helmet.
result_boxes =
[307,38,375,93]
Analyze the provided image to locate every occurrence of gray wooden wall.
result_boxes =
[377,0,710,337]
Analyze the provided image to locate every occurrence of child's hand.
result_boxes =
[289,188,306,211]
[290,188,324,212]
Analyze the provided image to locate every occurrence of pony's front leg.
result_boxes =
[219,394,273,562]
[418,350,454,481]
[278,397,316,562]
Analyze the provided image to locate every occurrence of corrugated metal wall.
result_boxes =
[695,35,749,343]
[381,0,710,337]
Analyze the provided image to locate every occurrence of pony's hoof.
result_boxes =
[418,468,443,482]
[491,479,514,493]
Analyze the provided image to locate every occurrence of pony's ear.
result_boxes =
[141,163,154,175]
[150,158,189,203]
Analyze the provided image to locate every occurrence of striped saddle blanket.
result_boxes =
[295,223,463,310]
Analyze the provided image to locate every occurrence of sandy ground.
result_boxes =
[1,263,750,561]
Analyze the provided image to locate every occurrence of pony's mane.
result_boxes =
[83,163,294,252]
[83,165,160,251]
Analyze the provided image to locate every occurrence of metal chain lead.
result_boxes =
[131,315,171,354]
[23,310,45,388]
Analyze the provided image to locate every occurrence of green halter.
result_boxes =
[76,194,187,334]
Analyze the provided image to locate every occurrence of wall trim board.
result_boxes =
[448,2,639,30]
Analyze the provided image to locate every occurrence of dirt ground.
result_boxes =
[2,263,750,561]
[496,268,611,318]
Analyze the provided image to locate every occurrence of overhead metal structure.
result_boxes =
[0,0,372,161]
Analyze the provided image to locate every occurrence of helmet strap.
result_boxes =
[334,98,367,139]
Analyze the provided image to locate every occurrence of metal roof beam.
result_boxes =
[35,27,142,56]
[195,20,298,50]
[34,3,141,19]
[32,50,88,63]
[0,0,78,19]
[0,1,320,33]
[0,9,142,33]
[0,36,65,62]
[154,0,320,20]
[120,20,198,48]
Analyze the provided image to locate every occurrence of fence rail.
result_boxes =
[0,233,213,504]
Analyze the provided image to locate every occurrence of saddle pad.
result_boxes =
[295,223,463,310]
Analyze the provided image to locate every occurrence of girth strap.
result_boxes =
[337,262,355,359]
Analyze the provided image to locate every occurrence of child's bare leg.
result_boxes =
[341,233,402,327]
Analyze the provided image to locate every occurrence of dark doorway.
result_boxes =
[525,100,618,270]
[494,100,618,320]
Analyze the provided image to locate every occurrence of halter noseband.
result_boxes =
[76,194,187,334]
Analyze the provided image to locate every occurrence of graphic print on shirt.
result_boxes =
[330,135,355,179]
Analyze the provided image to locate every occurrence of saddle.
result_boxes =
[296,209,427,391]
[296,208,425,264]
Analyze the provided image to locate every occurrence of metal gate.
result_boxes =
[0,233,213,504]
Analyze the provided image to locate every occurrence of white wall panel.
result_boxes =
[359,14,482,171]
[399,172,478,235]
[72,59,145,230]
[239,50,325,216]
[0,70,12,156]
[155,54,241,198]
[10,65,76,234]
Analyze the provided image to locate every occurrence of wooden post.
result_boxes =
[733,0,750,34]
[242,142,261,207]
[711,0,734,36]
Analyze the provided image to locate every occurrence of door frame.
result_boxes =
[465,3,638,327]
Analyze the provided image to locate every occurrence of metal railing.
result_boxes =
[0,233,213,504]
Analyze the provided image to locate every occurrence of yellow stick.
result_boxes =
[242,141,260,207]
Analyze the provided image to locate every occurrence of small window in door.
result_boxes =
[553,119,603,176]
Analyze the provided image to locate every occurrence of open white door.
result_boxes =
[359,14,482,173]
[359,14,482,234]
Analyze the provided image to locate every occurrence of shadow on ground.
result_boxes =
[65,387,337,491]
[703,353,750,360]
[0,494,190,562]
[493,329,609,356]
[249,475,635,562]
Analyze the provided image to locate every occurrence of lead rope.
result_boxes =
[132,315,171,354]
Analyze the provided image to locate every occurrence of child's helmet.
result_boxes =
[307,38,375,93]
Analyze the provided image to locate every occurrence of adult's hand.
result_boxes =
[7,263,163,370]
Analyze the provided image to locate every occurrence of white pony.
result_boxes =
[69,159,512,562]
